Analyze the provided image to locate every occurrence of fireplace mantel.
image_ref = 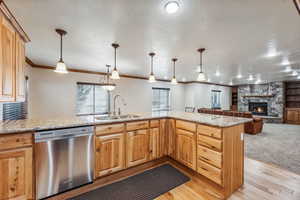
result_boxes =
[242,94,275,98]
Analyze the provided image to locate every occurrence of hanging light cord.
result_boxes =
[198,48,205,73]
[200,51,203,73]
[172,58,177,78]
[112,43,119,71]
[60,34,63,62]
[149,52,155,75]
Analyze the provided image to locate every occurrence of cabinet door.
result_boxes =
[0,147,33,200]
[149,128,159,160]
[15,34,25,102]
[176,129,196,170]
[286,110,299,123]
[0,16,16,102]
[126,129,149,167]
[159,119,167,157]
[167,119,176,159]
[95,133,125,177]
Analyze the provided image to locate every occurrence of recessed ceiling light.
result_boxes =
[165,1,180,14]
[236,74,242,79]
[281,57,290,66]
[248,74,254,81]
[284,66,292,73]
[292,71,298,76]
[255,79,261,84]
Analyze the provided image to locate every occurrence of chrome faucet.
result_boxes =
[113,95,127,116]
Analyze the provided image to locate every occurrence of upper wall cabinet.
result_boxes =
[15,34,26,102]
[0,15,26,102]
[0,15,16,102]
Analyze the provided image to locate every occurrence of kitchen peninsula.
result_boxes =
[0,112,251,200]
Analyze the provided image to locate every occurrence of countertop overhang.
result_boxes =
[0,111,253,135]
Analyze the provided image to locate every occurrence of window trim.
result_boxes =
[152,87,171,112]
[76,82,110,116]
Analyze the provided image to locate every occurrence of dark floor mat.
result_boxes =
[69,164,190,200]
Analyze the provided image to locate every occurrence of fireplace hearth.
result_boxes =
[249,102,268,116]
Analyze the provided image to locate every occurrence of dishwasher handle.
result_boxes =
[35,132,93,143]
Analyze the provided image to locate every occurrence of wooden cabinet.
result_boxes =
[15,34,25,102]
[0,133,33,200]
[95,133,125,177]
[167,119,176,159]
[176,128,196,170]
[126,129,149,167]
[0,15,26,102]
[0,16,16,102]
[285,108,300,124]
[149,127,159,160]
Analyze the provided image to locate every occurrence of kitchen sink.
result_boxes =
[95,114,140,121]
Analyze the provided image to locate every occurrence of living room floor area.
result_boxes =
[245,123,300,175]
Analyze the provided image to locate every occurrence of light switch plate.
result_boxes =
[241,133,244,141]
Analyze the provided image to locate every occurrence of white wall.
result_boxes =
[27,67,231,119]
[184,83,231,110]
[27,67,185,119]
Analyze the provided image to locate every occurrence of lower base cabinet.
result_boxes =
[149,127,159,160]
[175,128,197,170]
[95,133,125,177]
[126,129,149,167]
[0,147,33,200]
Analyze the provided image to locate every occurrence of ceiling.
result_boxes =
[5,0,300,85]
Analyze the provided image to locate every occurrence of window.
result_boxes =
[76,83,110,115]
[152,88,170,112]
[211,90,221,109]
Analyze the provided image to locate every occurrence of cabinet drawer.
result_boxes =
[176,120,196,132]
[198,134,222,152]
[197,159,222,185]
[126,121,149,131]
[198,145,222,168]
[150,120,159,128]
[0,133,32,151]
[96,124,125,135]
[197,124,222,139]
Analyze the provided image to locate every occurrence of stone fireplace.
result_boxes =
[249,102,268,116]
[237,82,284,123]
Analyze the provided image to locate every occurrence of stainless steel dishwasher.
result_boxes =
[35,126,94,199]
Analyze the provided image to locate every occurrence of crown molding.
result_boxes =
[0,1,30,42]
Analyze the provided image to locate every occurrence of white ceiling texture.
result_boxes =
[5,0,300,85]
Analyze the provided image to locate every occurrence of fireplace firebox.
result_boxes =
[249,102,268,116]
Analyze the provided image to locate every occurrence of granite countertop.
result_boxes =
[0,111,253,134]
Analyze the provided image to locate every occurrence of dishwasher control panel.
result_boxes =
[35,126,94,141]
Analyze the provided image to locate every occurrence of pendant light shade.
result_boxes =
[197,48,206,81]
[111,43,120,79]
[148,52,156,83]
[54,29,68,74]
[102,65,116,91]
[171,58,178,85]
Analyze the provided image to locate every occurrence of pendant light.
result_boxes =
[148,52,156,83]
[171,58,178,85]
[54,29,68,74]
[102,65,116,91]
[111,43,120,79]
[197,48,206,81]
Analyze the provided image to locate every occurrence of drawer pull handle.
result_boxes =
[200,167,208,171]
[200,156,210,161]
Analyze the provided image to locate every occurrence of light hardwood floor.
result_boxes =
[157,158,300,200]
[49,157,300,200]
